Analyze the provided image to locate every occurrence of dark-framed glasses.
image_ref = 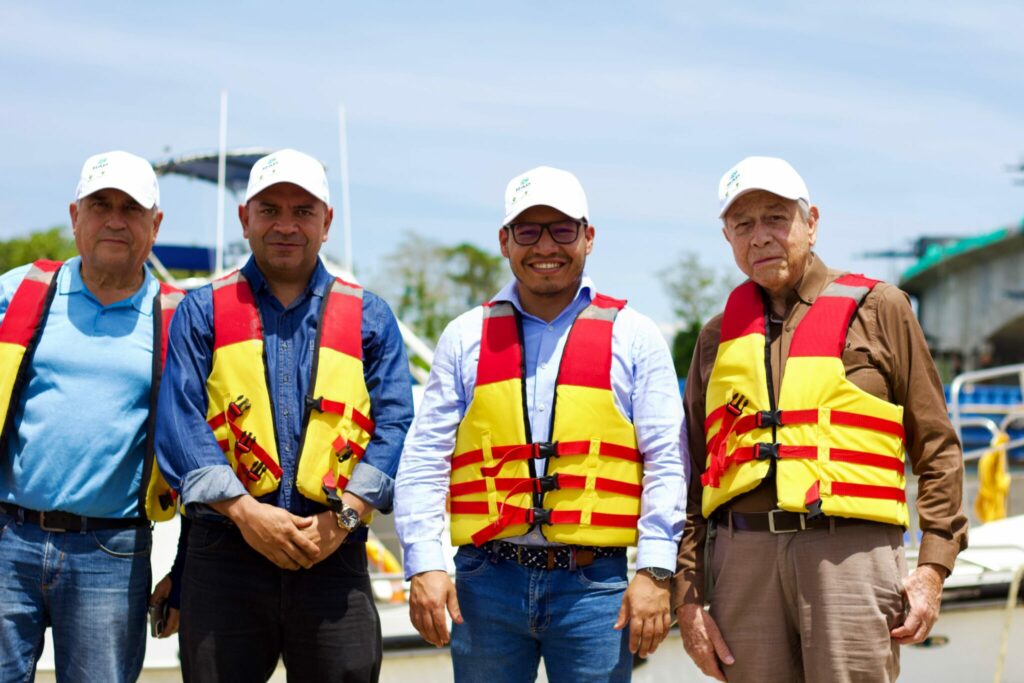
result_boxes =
[505,220,585,246]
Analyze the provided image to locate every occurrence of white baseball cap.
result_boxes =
[245,149,330,205]
[75,151,160,209]
[718,156,810,218]
[503,166,589,225]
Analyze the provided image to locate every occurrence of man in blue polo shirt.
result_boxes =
[156,149,413,682]
[0,151,179,682]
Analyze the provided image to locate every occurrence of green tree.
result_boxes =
[658,251,736,377]
[0,227,78,273]
[444,242,504,310]
[376,232,505,343]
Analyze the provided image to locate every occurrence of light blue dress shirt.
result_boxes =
[0,257,160,518]
[395,275,688,577]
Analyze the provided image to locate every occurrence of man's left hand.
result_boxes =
[300,511,349,564]
[614,570,671,658]
[891,563,945,645]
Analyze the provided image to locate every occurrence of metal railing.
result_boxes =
[949,363,1024,460]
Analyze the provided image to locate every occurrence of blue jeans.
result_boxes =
[450,544,631,683]
[0,511,151,682]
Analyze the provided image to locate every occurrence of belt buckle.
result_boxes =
[767,509,804,534]
[39,511,68,533]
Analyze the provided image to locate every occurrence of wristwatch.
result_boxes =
[638,566,674,582]
[334,502,362,533]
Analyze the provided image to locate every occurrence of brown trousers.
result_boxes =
[709,520,907,683]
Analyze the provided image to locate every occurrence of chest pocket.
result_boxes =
[841,347,891,402]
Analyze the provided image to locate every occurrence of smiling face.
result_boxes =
[722,190,818,299]
[499,204,594,319]
[70,188,161,280]
[239,182,333,284]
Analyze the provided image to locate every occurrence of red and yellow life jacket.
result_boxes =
[701,275,909,527]
[0,259,184,521]
[204,271,373,506]
[449,294,644,547]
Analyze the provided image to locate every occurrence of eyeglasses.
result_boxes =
[505,220,585,246]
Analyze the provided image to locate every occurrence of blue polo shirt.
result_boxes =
[0,257,160,519]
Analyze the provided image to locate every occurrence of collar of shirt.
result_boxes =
[60,255,157,315]
[490,274,596,323]
[239,256,333,308]
[792,253,828,307]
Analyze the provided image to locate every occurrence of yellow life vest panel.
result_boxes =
[449,294,644,547]
[701,275,909,527]
[205,271,373,506]
[0,259,184,521]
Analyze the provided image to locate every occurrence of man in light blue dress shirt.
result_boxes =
[395,166,687,682]
[0,151,176,682]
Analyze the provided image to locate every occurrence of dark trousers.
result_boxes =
[180,518,382,683]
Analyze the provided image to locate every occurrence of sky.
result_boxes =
[2,1,1022,329]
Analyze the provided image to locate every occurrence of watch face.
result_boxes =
[643,567,673,582]
[339,506,361,532]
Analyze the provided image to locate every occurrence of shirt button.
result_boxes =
[540,362,548,370]
[547,325,554,332]
[538,405,546,412]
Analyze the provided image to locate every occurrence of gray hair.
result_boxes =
[796,199,810,222]
[721,197,811,227]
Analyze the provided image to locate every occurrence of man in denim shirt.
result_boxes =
[156,149,413,682]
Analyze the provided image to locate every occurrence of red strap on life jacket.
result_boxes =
[476,303,522,386]
[208,406,283,481]
[311,398,375,435]
[449,474,642,499]
[707,442,904,477]
[457,440,641,477]
[702,393,748,488]
[0,260,62,347]
[456,500,640,546]
[556,294,625,390]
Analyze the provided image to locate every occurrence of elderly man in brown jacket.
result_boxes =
[674,156,968,683]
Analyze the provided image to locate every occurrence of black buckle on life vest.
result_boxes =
[322,486,342,513]
[533,474,560,494]
[805,499,824,521]
[306,396,324,412]
[235,432,255,454]
[158,491,174,511]
[756,410,782,428]
[238,461,265,482]
[531,442,558,459]
[228,395,251,420]
[726,393,749,416]
[526,507,552,525]
[335,441,354,463]
[754,442,780,461]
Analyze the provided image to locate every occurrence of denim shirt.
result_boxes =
[155,257,413,516]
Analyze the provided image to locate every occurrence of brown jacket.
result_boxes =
[672,255,968,608]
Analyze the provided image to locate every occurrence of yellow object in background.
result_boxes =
[975,432,1011,523]
[366,530,406,603]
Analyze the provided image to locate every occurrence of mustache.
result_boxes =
[265,233,306,245]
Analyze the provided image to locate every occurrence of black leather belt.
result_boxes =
[0,503,148,532]
[482,540,626,570]
[725,509,886,534]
